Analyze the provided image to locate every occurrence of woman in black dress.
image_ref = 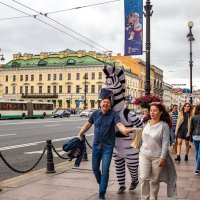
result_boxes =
[175,103,193,161]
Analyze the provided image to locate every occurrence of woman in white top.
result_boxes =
[139,102,172,200]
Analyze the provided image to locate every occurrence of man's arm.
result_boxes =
[116,122,132,136]
[77,122,92,139]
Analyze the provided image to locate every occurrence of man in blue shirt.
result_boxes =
[77,89,132,200]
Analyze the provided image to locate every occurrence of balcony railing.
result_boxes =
[22,93,58,98]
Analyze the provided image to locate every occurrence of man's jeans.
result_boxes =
[92,145,113,195]
[170,126,176,145]
[193,140,200,170]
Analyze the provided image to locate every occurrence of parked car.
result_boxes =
[79,110,93,117]
[53,110,70,118]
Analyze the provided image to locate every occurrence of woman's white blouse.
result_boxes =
[140,121,170,159]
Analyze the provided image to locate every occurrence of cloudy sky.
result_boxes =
[0,0,199,89]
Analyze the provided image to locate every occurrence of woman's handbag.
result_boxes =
[170,143,177,154]
[130,128,143,148]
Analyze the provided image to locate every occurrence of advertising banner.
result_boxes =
[124,0,143,55]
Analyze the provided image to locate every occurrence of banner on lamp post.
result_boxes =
[124,0,143,56]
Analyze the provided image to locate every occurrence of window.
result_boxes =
[91,72,95,80]
[31,86,34,94]
[48,74,51,81]
[12,86,16,94]
[39,86,42,94]
[59,85,62,93]
[76,85,80,93]
[53,74,56,81]
[20,75,23,81]
[53,86,57,94]
[31,74,34,81]
[25,75,28,81]
[59,73,62,80]
[85,85,88,93]
[91,85,95,93]
[98,85,102,92]
[76,73,80,80]
[67,85,71,93]
[13,75,16,82]
[91,101,95,108]
[47,86,51,94]
[20,86,23,94]
[58,101,62,108]
[39,74,42,81]
[6,75,8,82]
[5,86,8,94]
[25,86,28,95]
[98,72,102,79]
[66,59,76,65]
[67,73,71,80]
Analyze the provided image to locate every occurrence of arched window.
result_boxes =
[11,61,20,68]
[66,59,76,65]
[38,59,47,66]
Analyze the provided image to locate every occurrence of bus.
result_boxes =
[0,101,54,119]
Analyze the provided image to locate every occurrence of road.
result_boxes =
[0,116,94,181]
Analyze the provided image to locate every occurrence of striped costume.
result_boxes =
[103,65,143,190]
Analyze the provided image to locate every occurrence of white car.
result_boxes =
[80,110,92,117]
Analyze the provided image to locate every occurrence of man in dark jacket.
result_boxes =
[77,89,132,200]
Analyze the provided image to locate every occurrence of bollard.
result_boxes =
[46,140,55,173]
[82,135,88,161]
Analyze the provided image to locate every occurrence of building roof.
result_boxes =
[3,55,109,69]
[111,56,140,76]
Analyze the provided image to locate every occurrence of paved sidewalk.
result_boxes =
[1,146,200,200]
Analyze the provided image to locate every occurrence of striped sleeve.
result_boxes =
[128,110,143,127]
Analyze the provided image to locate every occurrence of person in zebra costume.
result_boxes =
[102,65,143,194]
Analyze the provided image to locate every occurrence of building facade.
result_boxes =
[0,50,141,110]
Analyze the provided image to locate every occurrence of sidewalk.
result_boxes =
[1,146,200,200]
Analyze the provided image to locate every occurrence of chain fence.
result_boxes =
[0,146,47,173]
[0,136,92,174]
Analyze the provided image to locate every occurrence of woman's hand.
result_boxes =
[159,158,166,167]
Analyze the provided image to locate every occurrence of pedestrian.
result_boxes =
[170,104,178,145]
[141,108,151,124]
[190,104,200,175]
[77,89,132,200]
[139,102,176,200]
[175,103,193,161]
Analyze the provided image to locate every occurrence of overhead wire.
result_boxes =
[46,0,120,15]
[0,1,107,53]
[0,0,120,20]
[11,0,112,51]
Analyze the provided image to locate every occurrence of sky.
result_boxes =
[0,0,199,90]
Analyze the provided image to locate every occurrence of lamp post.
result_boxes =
[144,0,153,96]
[83,73,88,109]
[186,21,195,105]
[0,49,5,62]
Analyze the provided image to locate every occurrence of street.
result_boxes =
[0,117,94,181]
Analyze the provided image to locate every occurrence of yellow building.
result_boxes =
[0,50,140,110]
[112,55,163,98]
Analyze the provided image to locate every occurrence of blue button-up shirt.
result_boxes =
[88,109,121,148]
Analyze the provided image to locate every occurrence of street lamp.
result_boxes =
[186,21,195,105]
[83,73,88,109]
[0,48,5,62]
[144,0,153,96]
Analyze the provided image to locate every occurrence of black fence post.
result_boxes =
[82,135,88,161]
[46,140,55,173]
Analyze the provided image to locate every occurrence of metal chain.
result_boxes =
[0,146,47,173]
[51,144,69,160]
[85,138,92,149]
